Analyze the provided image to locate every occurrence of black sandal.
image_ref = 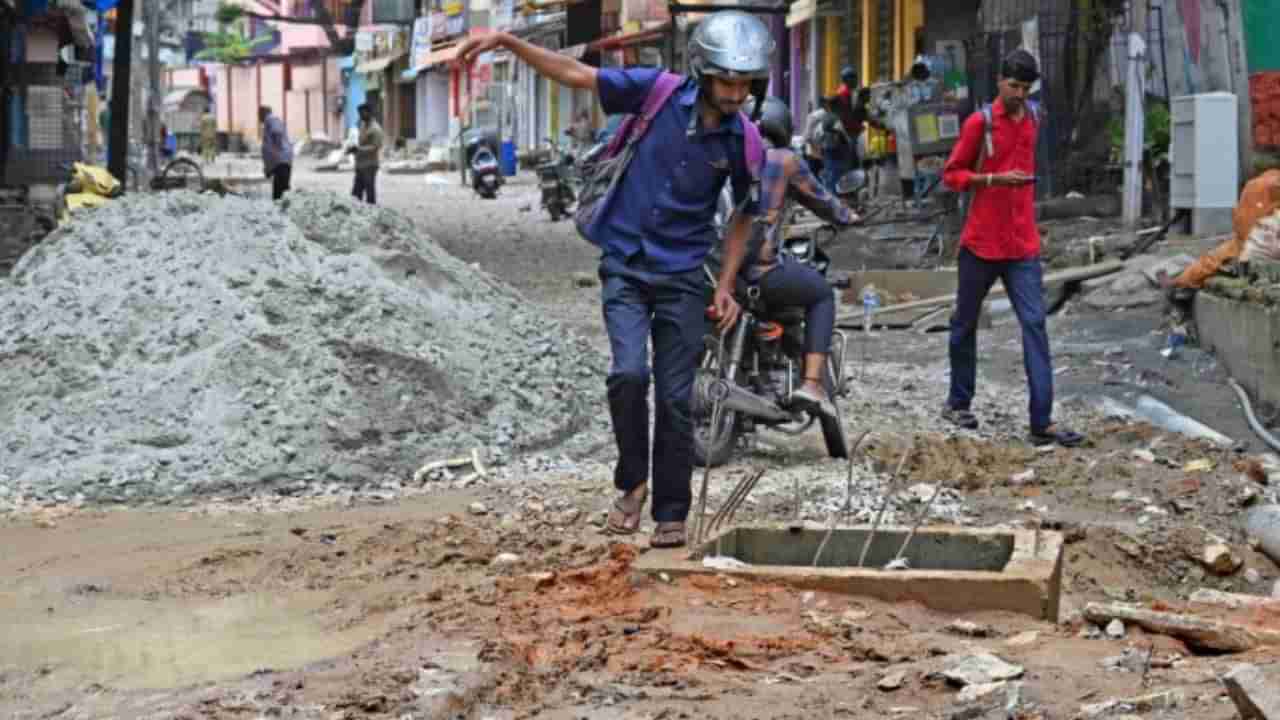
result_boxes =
[1030,424,1084,448]
[941,405,979,430]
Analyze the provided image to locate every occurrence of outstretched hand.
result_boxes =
[452,32,506,71]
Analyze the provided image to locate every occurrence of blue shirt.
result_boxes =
[261,115,293,174]
[593,68,760,273]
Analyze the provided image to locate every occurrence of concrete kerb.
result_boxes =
[636,523,1064,622]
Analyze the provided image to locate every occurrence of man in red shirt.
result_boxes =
[941,50,1083,448]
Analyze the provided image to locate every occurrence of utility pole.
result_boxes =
[146,0,161,176]
[108,0,136,185]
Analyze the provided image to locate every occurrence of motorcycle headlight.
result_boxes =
[784,239,811,258]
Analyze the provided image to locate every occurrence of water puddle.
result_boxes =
[0,589,375,690]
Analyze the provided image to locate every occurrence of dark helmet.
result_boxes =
[755,96,792,149]
[840,65,857,85]
[688,11,775,119]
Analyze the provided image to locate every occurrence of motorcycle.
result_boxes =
[693,222,852,468]
[462,127,503,200]
[537,135,577,221]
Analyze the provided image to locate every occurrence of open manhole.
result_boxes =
[636,524,1063,621]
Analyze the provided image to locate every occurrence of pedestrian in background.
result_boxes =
[260,106,292,201]
[200,104,218,165]
[350,103,384,204]
[940,49,1082,448]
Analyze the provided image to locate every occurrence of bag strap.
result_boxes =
[740,112,765,180]
[979,100,1041,171]
[602,71,684,159]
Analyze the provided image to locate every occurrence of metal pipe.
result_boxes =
[1229,379,1280,454]
[857,446,911,568]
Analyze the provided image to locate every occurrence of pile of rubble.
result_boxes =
[0,190,608,505]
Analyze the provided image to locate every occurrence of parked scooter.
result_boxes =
[461,127,503,199]
[537,135,576,221]
[470,146,502,200]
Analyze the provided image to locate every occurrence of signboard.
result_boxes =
[355,31,374,52]
[444,0,466,36]
[372,0,415,25]
[492,0,515,32]
[411,16,433,70]
[430,10,448,39]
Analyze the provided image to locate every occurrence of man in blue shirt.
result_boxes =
[259,106,292,201]
[456,11,774,548]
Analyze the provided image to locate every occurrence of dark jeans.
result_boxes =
[599,254,705,523]
[947,248,1054,431]
[821,148,850,193]
[271,164,291,201]
[758,261,834,354]
[352,166,378,204]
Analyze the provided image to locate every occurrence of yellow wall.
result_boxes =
[893,0,924,80]
[860,0,877,84]
[547,77,559,137]
[823,15,841,95]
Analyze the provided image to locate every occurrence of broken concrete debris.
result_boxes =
[1084,602,1280,653]
[940,652,1025,687]
[1077,689,1184,718]
[877,669,907,691]
[956,681,1007,705]
[945,620,994,638]
[1199,541,1244,575]
[1222,663,1280,720]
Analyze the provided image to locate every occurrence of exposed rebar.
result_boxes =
[1229,378,1280,454]
[888,478,946,569]
[857,444,912,568]
[812,429,872,567]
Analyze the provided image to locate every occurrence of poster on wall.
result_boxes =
[492,0,514,32]
[411,16,433,70]
[444,0,466,37]
[430,10,448,40]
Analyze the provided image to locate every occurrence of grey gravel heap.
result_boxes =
[0,191,606,504]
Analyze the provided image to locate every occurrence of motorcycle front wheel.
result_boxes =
[691,354,741,469]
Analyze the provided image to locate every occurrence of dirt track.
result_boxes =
[2,165,1279,719]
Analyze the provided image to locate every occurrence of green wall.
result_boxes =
[1246,0,1280,72]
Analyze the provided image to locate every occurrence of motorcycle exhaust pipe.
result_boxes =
[719,382,793,423]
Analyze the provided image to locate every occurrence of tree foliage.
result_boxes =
[194,28,274,63]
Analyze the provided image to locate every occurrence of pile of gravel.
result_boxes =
[0,191,607,504]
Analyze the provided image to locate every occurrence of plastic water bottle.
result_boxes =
[861,287,881,334]
[1162,326,1187,359]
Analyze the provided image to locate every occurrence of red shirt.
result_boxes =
[943,100,1040,261]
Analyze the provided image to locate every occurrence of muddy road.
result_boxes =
[2,166,1278,719]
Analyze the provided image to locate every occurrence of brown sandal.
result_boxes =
[605,485,648,535]
[651,521,687,549]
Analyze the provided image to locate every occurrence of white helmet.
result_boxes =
[688,11,775,117]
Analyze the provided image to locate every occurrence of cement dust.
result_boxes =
[0,589,382,692]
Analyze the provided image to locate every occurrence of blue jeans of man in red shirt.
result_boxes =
[940,50,1082,448]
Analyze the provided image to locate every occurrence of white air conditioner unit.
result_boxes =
[1170,92,1238,210]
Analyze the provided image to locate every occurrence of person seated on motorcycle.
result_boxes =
[721,96,860,420]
